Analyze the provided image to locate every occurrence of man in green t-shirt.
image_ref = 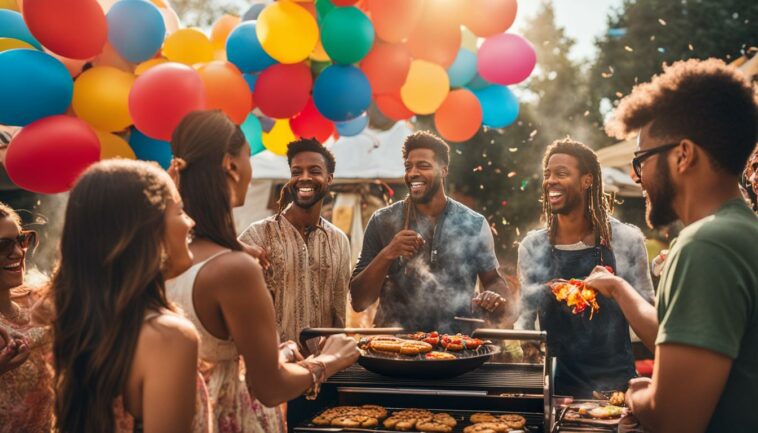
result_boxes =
[585,58,758,433]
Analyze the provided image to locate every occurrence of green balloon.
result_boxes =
[315,0,335,22]
[241,113,265,155]
[320,7,374,65]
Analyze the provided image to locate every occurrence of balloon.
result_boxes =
[96,130,135,160]
[313,65,371,121]
[72,66,135,132]
[0,49,72,126]
[331,0,357,5]
[400,60,449,115]
[366,0,423,44]
[314,0,334,22]
[226,21,276,73]
[473,85,519,128]
[447,48,477,88]
[434,89,482,142]
[375,91,413,120]
[128,127,172,168]
[5,115,100,194]
[335,113,367,137]
[242,72,258,92]
[407,18,460,68]
[256,1,318,64]
[135,58,167,75]
[91,41,134,72]
[129,62,206,141]
[197,61,251,124]
[240,112,265,155]
[262,119,296,155]
[320,6,374,64]
[0,37,34,51]
[211,14,240,51]
[162,28,214,65]
[254,62,311,119]
[46,50,87,77]
[0,10,41,49]
[107,0,165,63]
[0,0,20,11]
[466,73,492,90]
[23,0,107,59]
[478,33,537,85]
[159,6,180,34]
[311,59,331,75]
[242,3,266,21]
[289,98,334,143]
[359,41,410,94]
[463,0,517,37]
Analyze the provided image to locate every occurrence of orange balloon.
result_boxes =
[197,61,252,124]
[163,28,214,65]
[434,89,482,142]
[135,58,168,75]
[95,130,135,160]
[375,92,413,121]
[366,0,424,43]
[407,17,461,68]
[463,0,517,37]
[400,59,449,114]
[360,41,410,94]
[210,14,240,51]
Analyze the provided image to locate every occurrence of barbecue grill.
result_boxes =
[289,328,555,432]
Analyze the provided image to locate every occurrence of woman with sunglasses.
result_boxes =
[0,202,51,433]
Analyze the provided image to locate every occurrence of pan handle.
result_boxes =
[298,327,405,349]
[471,328,547,342]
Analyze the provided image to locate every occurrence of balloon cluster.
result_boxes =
[0,0,535,194]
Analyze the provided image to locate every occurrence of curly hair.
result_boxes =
[606,58,758,176]
[286,137,336,174]
[402,130,450,166]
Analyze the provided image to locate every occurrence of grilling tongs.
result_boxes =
[299,327,405,351]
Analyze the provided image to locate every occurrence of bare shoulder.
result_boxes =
[141,311,199,350]
[200,250,263,282]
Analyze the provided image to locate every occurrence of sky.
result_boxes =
[514,0,625,61]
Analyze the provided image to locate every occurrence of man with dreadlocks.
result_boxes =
[239,138,350,350]
[516,138,654,398]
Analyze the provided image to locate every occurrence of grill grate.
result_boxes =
[328,363,545,393]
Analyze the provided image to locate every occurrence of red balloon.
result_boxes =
[5,115,100,194]
[254,63,312,119]
[360,42,410,94]
[367,0,424,44]
[129,63,206,141]
[463,0,517,37]
[289,98,335,143]
[332,0,358,5]
[197,61,252,124]
[23,0,107,59]
[407,18,461,68]
[434,89,483,142]
[375,92,413,121]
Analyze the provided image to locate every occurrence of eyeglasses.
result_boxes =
[0,230,37,257]
[632,143,679,179]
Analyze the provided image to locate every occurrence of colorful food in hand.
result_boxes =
[549,278,600,319]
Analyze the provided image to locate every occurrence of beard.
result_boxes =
[645,156,678,228]
[548,187,583,215]
[409,174,442,204]
[289,184,329,209]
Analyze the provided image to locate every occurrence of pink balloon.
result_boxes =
[477,33,536,85]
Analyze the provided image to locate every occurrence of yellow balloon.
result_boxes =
[0,0,20,11]
[310,38,329,62]
[211,14,240,51]
[72,66,135,132]
[262,119,296,155]
[95,130,136,160]
[162,28,214,65]
[400,60,450,115]
[0,37,35,52]
[256,1,318,64]
[135,58,168,75]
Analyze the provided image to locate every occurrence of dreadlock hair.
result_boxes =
[276,138,336,217]
[542,138,614,247]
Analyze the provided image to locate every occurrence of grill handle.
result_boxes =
[471,328,547,342]
[299,327,405,350]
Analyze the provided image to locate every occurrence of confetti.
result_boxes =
[658,18,667,26]
[473,165,483,172]
[520,179,528,191]
[624,45,634,52]
[508,171,517,178]
[479,184,484,190]
[509,147,518,152]
[500,201,508,207]
[688,43,694,51]
[584,110,590,117]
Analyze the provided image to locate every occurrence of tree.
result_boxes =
[169,0,245,28]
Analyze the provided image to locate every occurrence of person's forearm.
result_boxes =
[629,384,657,430]
[246,361,315,407]
[349,253,393,311]
[612,278,659,350]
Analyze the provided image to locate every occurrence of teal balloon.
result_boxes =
[241,113,265,155]
[0,49,73,126]
[473,85,519,128]
[315,0,335,22]
[320,7,374,64]
[0,10,43,50]
[335,113,367,137]
[465,73,492,91]
[129,128,172,169]
[448,48,477,88]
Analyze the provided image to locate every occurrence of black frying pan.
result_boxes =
[358,342,501,379]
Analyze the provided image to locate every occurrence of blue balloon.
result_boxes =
[243,72,258,93]
[107,0,165,63]
[335,113,368,137]
[226,22,276,73]
[447,48,478,88]
[473,85,519,128]
[0,50,73,126]
[129,128,172,169]
[240,113,265,155]
[0,10,43,50]
[242,3,266,21]
[313,65,371,122]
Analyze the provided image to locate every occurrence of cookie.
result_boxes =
[499,414,526,429]
[470,413,499,423]
[331,415,379,428]
[463,422,510,433]
[359,404,387,419]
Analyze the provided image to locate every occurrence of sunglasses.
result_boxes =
[0,230,37,258]
[632,143,679,179]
